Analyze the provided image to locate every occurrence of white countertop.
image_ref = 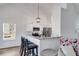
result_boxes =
[22,34,61,40]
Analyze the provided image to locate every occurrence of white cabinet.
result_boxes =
[40,39,60,51]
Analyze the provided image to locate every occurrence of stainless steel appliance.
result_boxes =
[42,27,52,37]
[32,27,40,36]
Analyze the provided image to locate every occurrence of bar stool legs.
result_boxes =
[23,47,38,56]
[32,49,35,56]
[20,45,24,56]
[36,47,38,56]
[20,48,24,56]
[32,47,38,56]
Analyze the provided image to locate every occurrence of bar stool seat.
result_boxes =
[28,44,38,49]
[28,40,34,44]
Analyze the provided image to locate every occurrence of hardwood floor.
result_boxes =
[0,46,58,56]
[0,46,20,56]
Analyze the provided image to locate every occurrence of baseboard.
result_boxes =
[0,45,20,50]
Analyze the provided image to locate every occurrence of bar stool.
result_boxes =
[20,36,34,56]
[24,38,38,56]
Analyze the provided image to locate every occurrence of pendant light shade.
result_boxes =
[36,17,40,23]
[36,3,40,23]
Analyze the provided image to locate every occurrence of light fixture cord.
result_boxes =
[38,3,39,18]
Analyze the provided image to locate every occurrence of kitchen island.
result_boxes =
[22,35,60,56]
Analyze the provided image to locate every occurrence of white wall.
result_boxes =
[61,4,78,39]
[75,16,79,38]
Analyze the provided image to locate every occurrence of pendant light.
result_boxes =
[36,3,40,23]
